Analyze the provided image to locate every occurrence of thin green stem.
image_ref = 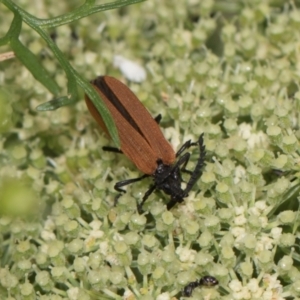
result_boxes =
[1,0,146,28]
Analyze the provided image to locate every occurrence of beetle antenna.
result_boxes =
[183,133,206,195]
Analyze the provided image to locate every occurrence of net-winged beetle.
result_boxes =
[182,276,218,297]
[85,76,206,213]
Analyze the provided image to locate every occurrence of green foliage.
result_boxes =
[0,0,147,147]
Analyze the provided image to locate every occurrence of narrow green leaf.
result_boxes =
[10,38,60,96]
[35,0,147,28]
[0,10,21,46]
[36,95,76,111]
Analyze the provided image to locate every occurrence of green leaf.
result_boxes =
[36,96,76,111]
[10,38,60,95]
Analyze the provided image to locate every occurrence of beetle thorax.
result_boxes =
[153,160,185,199]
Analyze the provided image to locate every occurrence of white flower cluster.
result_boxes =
[228,274,285,300]
[238,123,269,149]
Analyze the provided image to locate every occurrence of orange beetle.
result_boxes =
[85,76,206,213]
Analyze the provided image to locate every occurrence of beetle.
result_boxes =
[85,76,206,213]
[182,276,218,297]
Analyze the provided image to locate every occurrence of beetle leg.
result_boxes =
[175,140,197,157]
[154,114,162,124]
[178,152,193,175]
[137,184,156,213]
[102,146,123,153]
[158,154,192,210]
[166,197,184,210]
[169,152,191,176]
[114,174,149,193]
[113,174,150,208]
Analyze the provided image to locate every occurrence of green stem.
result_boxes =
[1,0,146,28]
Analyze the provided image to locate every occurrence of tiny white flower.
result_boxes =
[262,290,273,299]
[90,230,104,239]
[234,215,247,226]
[113,232,125,241]
[240,286,251,299]
[229,279,243,292]
[106,253,120,266]
[233,165,246,184]
[41,230,56,241]
[255,241,265,253]
[271,227,282,241]
[247,131,268,149]
[255,200,268,212]
[90,220,102,230]
[247,278,259,292]
[259,216,268,228]
[41,218,56,241]
[231,226,246,238]
[175,247,196,263]
[178,192,196,214]
[238,123,252,140]
[67,287,79,300]
[260,235,274,250]
[123,289,134,300]
[156,292,170,300]
[232,291,242,299]
[40,243,49,254]
[113,55,147,83]
[85,229,105,251]
[44,217,55,231]
[164,127,181,151]
[263,274,283,291]
[248,206,261,216]
[252,288,264,298]
[234,206,245,215]
[99,241,109,255]
[238,123,269,149]
[84,51,97,64]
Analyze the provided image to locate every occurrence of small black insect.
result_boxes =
[182,276,218,297]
